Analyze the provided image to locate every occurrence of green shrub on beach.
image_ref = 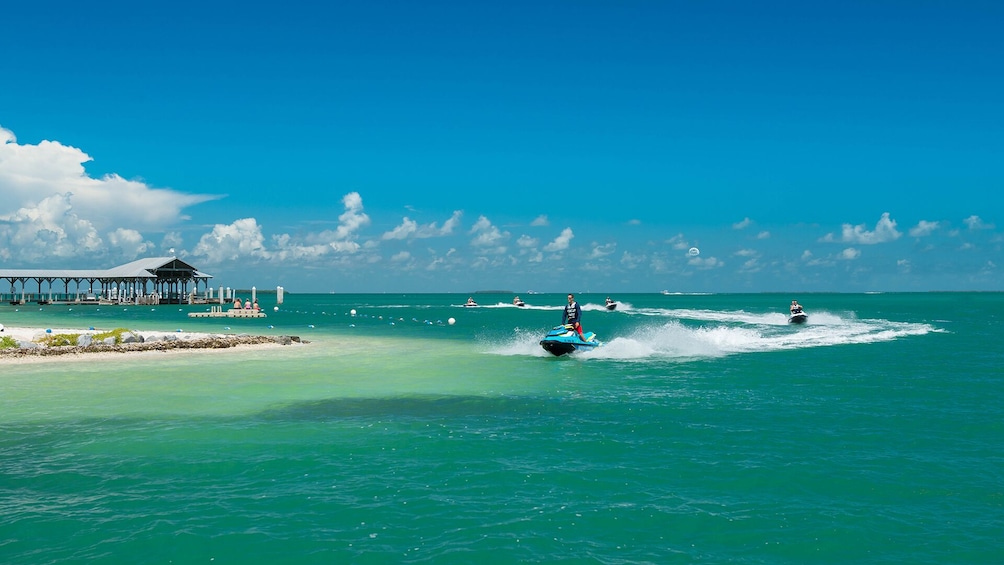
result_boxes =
[35,328,133,347]
[37,333,81,347]
[0,335,18,349]
[93,328,131,344]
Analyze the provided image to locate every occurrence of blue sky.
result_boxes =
[1,0,1001,293]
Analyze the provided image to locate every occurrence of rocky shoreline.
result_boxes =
[0,333,307,359]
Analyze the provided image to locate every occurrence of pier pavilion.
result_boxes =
[0,257,213,305]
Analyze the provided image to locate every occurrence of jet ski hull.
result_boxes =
[605,303,617,310]
[539,325,601,356]
[789,313,808,324]
[540,340,577,356]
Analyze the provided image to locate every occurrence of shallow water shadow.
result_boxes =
[257,394,571,421]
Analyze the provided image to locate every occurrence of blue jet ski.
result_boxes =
[539,325,601,356]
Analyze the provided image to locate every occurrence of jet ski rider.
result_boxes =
[790,300,803,315]
[563,293,585,339]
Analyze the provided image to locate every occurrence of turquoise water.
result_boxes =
[2,293,1001,563]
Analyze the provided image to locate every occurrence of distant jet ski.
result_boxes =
[788,311,808,324]
[604,298,617,311]
[539,325,601,356]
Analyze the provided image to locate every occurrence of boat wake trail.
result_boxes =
[491,310,940,361]
[596,316,936,360]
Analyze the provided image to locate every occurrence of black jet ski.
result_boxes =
[788,311,808,324]
[539,325,602,356]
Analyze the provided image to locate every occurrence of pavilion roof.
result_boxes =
[0,257,212,280]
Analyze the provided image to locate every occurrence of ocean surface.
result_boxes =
[1,292,1001,564]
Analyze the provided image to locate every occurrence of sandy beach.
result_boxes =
[0,324,303,364]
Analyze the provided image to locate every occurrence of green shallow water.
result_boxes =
[1,293,1002,563]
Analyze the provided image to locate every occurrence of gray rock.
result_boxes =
[120,332,144,344]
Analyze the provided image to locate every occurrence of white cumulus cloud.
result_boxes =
[469,215,509,249]
[300,192,371,254]
[0,125,221,265]
[0,125,217,232]
[107,227,154,259]
[666,234,689,250]
[909,220,940,237]
[544,228,574,252]
[0,193,103,261]
[964,215,994,230]
[193,217,270,263]
[331,192,370,241]
[840,247,861,260]
[517,234,538,249]
[589,242,616,259]
[688,255,723,269]
[382,210,462,240]
[823,212,901,244]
